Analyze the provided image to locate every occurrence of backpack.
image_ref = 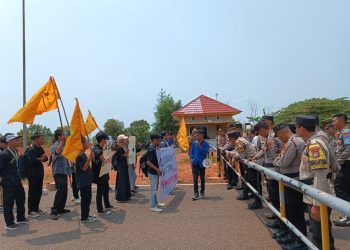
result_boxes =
[111,152,118,171]
[139,153,149,177]
[18,147,31,179]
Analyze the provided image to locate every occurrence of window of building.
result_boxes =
[216,116,220,120]
[191,117,195,121]
[204,116,208,121]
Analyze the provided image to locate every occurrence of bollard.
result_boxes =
[278,181,286,218]
[320,203,330,250]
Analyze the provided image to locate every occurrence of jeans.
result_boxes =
[307,204,335,250]
[3,184,26,226]
[80,185,92,221]
[71,173,80,199]
[51,174,68,215]
[149,173,159,208]
[96,178,111,212]
[192,165,206,194]
[28,176,43,213]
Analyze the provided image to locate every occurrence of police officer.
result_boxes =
[272,124,307,249]
[0,135,7,213]
[229,131,261,209]
[223,131,237,190]
[332,113,350,227]
[297,115,335,250]
[0,134,31,230]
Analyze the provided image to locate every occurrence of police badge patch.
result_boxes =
[311,146,320,158]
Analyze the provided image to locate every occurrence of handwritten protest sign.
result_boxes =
[157,147,178,201]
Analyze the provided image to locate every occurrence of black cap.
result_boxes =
[273,124,289,136]
[310,114,320,125]
[196,130,205,135]
[227,131,241,139]
[96,131,109,142]
[295,115,317,127]
[232,123,243,130]
[0,135,6,144]
[262,115,274,122]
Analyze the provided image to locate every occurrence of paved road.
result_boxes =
[0,184,349,250]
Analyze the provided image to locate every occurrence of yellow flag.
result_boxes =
[8,77,60,124]
[176,116,189,151]
[85,110,99,135]
[62,98,86,162]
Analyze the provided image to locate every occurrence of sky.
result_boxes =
[1,0,350,134]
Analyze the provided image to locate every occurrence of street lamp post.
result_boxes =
[22,0,27,148]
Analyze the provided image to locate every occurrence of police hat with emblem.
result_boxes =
[273,124,289,137]
[262,115,274,122]
[227,131,241,139]
[295,115,317,127]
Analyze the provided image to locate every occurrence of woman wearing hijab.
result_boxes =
[115,134,131,202]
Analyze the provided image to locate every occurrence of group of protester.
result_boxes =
[217,113,350,250]
[0,127,183,230]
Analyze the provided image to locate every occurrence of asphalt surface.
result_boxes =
[0,184,349,250]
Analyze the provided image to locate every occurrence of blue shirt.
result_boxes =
[190,140,209,168]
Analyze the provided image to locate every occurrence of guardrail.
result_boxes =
[219,155,350,250]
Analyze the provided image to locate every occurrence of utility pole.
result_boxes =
[22,0,27,148]
[215,93,218,100]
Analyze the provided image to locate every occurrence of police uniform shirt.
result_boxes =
[299,134,332,206]
[230,137,257,160]
[273,135,305,174]
[335,126,350,165]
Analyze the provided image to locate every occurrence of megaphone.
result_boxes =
[202,158,213,168]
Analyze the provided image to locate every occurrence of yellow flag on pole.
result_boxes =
[85,110,99,135]
[62,98,86,162]
[8,77,60,124]
[176,116,189,151]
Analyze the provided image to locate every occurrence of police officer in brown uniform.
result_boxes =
[273,124,307,250]
[297,115,335,250]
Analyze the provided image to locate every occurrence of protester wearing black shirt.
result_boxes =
[92,132,114,214]
[26,133,48,218]
[115,135,131,202]
[0,134,31,230]
[146,134,162,212]
[75,138,96,223]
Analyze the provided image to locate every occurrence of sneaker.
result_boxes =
[158,203,166,208]
[36,209,47,214]
[50,214,59,220]
[29,211,40,218]
[105,205,117,209]
[17,218,32,225]
[89,215,97,219]
[131,189,138,194]
[5,223,18,231]
[82,216,96,223]
[199,193,206,199]
[150,207,162,212]
[334,216,350,227]
[74,198,81,204]
[135,186,140,189]
[98,209,112,215]
[58,209,71,214]
[192,193,199,201]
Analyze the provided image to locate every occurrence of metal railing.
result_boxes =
[220,155,350,250]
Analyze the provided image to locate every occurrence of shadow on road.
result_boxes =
[98,209,126,225]
[25,230,80,246]
[163,189,186,213]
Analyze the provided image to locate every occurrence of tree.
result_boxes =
[274,97,350,125]
[18,124,53,146]
[103,118,125,138]
[126,119,150,143]
[153,89,182,133]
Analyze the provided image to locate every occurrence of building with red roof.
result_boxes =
[172,95,241,139]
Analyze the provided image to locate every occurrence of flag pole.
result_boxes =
[22,0,27,148]
[51,77,70,129]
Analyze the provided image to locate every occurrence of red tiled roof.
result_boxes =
[173,95,241,116]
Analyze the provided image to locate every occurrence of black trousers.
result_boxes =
[71,172,80,199]
[307,204,335,250]
[96,178,111,212]
[80,185,92,221]
[335,161,350,203]
[227,164,237,186]
[28,176,43,213]
[248,168,262,203]
[267,179,279,210]
[51,174,68,215]
[3,184,25,226]
[192,165,206,194]
[285,185,307,236]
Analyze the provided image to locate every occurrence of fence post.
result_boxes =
[278,181,286,218]
[320,203,330,250]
